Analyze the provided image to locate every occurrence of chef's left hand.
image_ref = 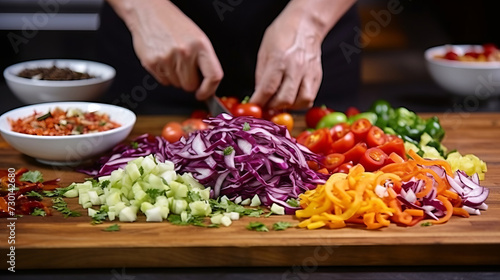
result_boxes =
[249,0,356,110]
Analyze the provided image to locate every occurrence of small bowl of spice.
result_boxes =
[3,59,115,104]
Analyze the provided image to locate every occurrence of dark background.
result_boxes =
[1,0,500,279]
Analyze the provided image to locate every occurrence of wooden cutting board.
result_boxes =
[1,113,500,269]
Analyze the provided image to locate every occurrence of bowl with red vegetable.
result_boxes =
[424,44,500,96]
[0,102,135,165]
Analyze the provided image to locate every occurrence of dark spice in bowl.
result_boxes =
[17,65,95,81]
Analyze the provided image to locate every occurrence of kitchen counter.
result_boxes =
[1,113,500,279]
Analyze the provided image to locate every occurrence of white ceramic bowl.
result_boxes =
[0,102,135,165]
[3,59,115,104]
[425,45,500,97]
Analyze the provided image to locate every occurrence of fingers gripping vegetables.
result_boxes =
[164,114,328,214]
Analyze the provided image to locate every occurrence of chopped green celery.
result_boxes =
[404,142,420,155]
[210,213,224,224]
[160,170,177,185]
[125,162,141,182]
[189,201,211,216]
[168,181,188,199]
[234,196,242,204]
[108,211,116,221]
[220,215,232,227]
[119,206,138,222]
[250,195,261,207]
[171,199,188,214]
[180,211,189,223]
[240,198,251,206]
[224,212,240,221]
[88,190,101,205]
[145,206,162,222]
[88,208,98,217]
[270,203,285,215]
[106,191,121,206]
[109,169,124,185]
[140,202,155,213]
[140,155,157,174]
[180,172,205,190]
[63,188,78,198]
[79,192,90,206]
[419,132,433,146]
[147,174,167,190]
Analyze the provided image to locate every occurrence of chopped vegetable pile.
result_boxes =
[9,107,121,136]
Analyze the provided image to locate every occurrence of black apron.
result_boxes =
[97,1,361,114]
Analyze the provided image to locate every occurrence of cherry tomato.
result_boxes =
[220,96,240,112]
[350,118,372,142]
[345,106,360,118]
[271,112,294,131]
[444,51,459,60]
[359,148,388,172]
[330,131,355,154]
[379,136,407,160]
[329,123,350,142]
[190,109,210,119]
[303,128,332,155]
[366,126,387,148]
[322,153,345,172]
[296,130,312,146]
[233,103,263,118]
[334,162,354,174]
[182,118,208,134]
[305,105,334,129]
[343,142,367,164]
[483,43,498,57]
[262,107,285,120]
[161,122,185,143]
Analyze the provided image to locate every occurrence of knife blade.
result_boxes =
[205,95,231,116]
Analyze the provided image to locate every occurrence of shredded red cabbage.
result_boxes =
[164,114,327,213]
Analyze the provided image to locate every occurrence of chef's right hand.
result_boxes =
[107,0,223,100]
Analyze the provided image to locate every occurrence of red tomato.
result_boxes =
[305,106,334,129]
[483,43,498,57]
[190,109,210,119]
[270,112,294,131]
[345,106,360,118]
[303,128,332,155]
[329,122,350,142]
[330,131,355,154]
[161,122,185,143]
[379,136,407,160]
[322,153,345,172]
[233,103,263,118]
[444,51,459,60]
[366,126,387,148]
[350,118,372,142]
[220,96,240,112]
[296,130,312,146]
[334,162,354,174]
[359,148,388,172]
[343,142,368,164]
[181,118,208,134]
[262,107,285,120]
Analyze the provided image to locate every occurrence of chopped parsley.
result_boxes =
[273,221,293,231]
[286,198,300,208]
[131,141,139,149]
[91,208,108,225]
[420,221,433,227]
[223,146,234,156]
[102,224,120,232]
[243,122,251,131]
[167,214,207,227]
[43,184,75,197]
[25,190,44,200]
[31,208,47,217]
[51,197,81,218]
[145,188,166,200]
[246,221,269,232]
[20,170,43,183]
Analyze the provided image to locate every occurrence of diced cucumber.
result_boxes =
[189,201,211,216]
[220,215,232,227]
[250,195,261,207]
[119,206,138,222]
[145,206,162,222]
[88,208,98,217]
[270,203,285,215]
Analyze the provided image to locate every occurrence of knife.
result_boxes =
[205,95,231,116]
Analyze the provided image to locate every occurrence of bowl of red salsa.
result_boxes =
[0,102,136,165]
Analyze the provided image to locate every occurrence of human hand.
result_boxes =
[108,0,223,100]
[249,0,356,110]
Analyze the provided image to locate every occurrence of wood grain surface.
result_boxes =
[1,113,499,269]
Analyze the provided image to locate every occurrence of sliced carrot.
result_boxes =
[431,195,454,224]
